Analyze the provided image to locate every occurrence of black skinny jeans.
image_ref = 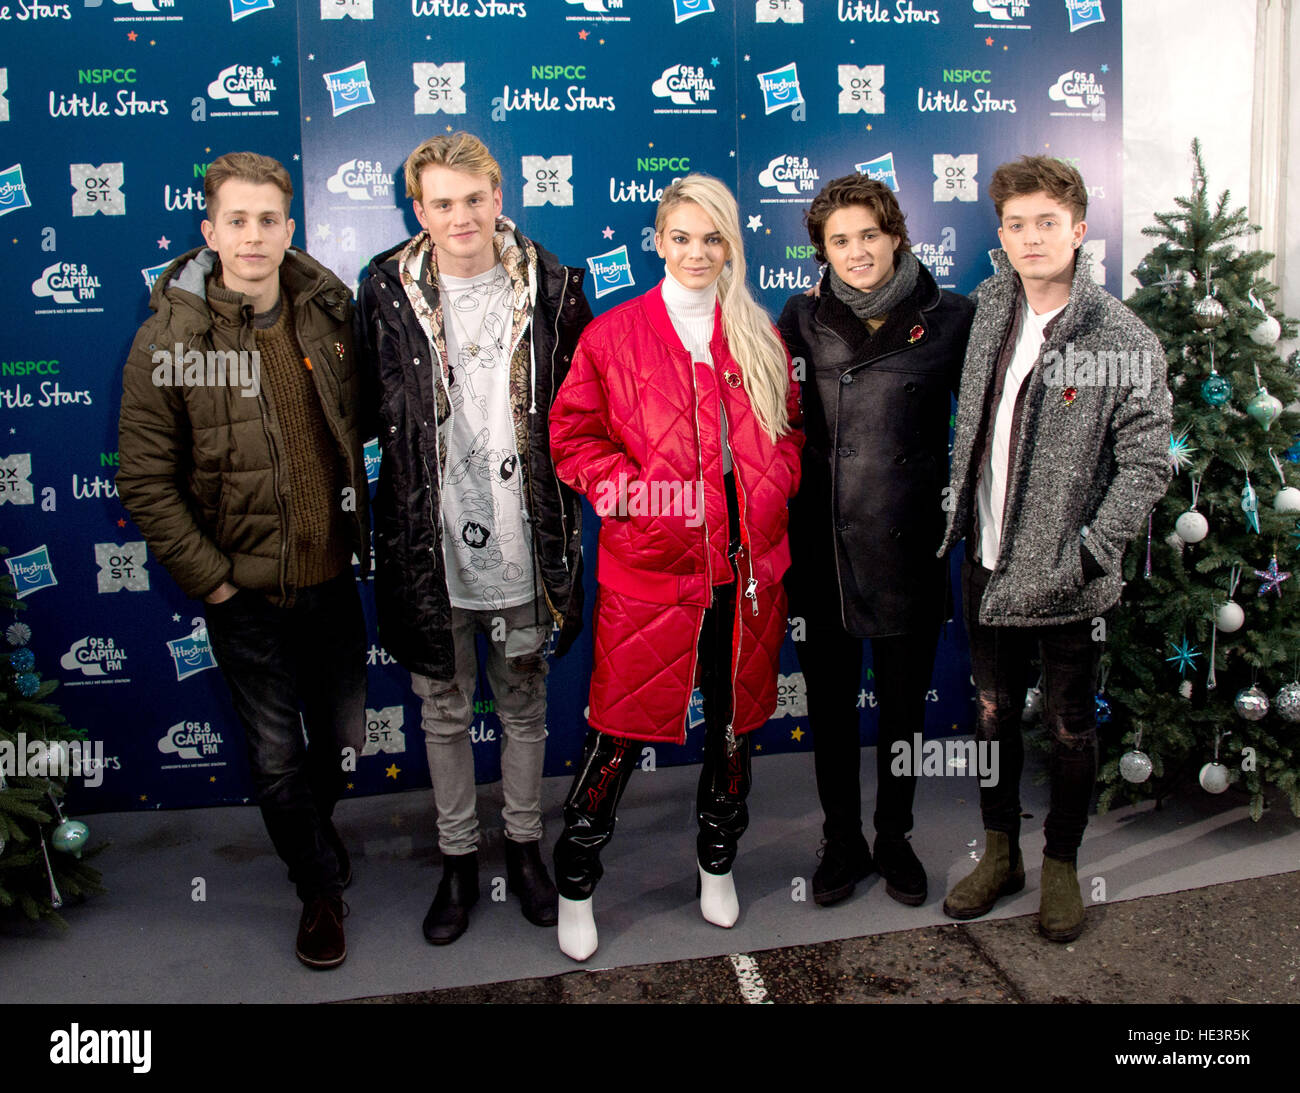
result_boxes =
[962,560,1103,861]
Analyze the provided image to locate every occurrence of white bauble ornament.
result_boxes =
[1174,510,1208,543]
[1249,314,1281,346]
[1119,750,1153,783]
[1215,601,1245,633]
[1234,685,1270,720]
[1273,682,1300,723]
[1273,487,1300,513]
[1199,761,1230,794]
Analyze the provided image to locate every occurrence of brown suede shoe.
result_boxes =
[1038,856,1085,942]
[942,830,1025,920]
[296,894,347,969]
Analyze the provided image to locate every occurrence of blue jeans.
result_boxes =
[205,572,367,900]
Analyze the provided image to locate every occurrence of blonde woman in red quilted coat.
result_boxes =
[548,175,803,961]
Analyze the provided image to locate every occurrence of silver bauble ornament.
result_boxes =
[1120,750,1153,783]
[1234,684,1269,720]
[1199,761,1230,794]
[1273,682,1300,723]
[1193,295,1227,329]
[1249,314,1281,346]
[1273,487,1300,513]
[1174,510,1208,543]
[1215,600,1245,633]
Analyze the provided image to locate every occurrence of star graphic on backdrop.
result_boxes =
[446,125,453,132]
[172,614,181,622]
[8,427,14,434]
[729,150,736,157]
[346,782,354,790]
[601,226,614,240]
[579,29,589,40]
[315,223,332,240]
[565,759,572,767]
[791,726,805,742]
[157,235,170,250]
[985,36,994,46]
[308,54,315,61]
[866,123,873,130]
[711,57,720,67]
[271,56,281,67]
[426,34,432,40]
[746,214,762,232]
[755,744,762,751]
[139,795,148,802]
[1101,63,1110,73]
[116,518,126,528]
[127,30,138,41]
[599,38,605,44]
[293,154,300,161]
[1255,556,1292,597]
[209,776,216,783]
[765,228,771,235]
[743,54,750,62]
[1165,635,1201,676]
[385,763,400,779]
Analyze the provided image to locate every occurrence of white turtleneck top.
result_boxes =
[661,271,732,473]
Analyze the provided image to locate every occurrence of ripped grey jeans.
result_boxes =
[411,597,551,856]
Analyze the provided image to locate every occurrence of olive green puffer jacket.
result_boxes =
[117,246,369,603]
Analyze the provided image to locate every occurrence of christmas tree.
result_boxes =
[0,547,105,923]
[1101,140,1300,820]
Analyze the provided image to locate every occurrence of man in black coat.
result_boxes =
[355,132,592,945]
[779,175,974,909]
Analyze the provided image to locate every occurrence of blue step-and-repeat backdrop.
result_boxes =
[0,0,1121,814]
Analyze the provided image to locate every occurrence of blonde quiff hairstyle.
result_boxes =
[405,131,502,200]
[655,175,791,444]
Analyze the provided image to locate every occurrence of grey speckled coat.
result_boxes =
[939,248,1172,626]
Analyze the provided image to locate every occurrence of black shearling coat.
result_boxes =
[778,263,974,637]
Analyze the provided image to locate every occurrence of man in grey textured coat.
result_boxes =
[938,156,1171,941]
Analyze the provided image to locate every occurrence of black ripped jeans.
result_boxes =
[553,577,750,901]
[962,560,1103,862]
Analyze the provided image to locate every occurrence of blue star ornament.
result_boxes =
[1254,555,1292,597]
[1169,428,1196,475]
[1165,635,1201,677]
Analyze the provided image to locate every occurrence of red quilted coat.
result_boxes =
[549,281,803,743]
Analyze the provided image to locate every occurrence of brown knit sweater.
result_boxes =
[254,298,352,590]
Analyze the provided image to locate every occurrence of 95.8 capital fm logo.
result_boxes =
[326,158,394,203]
[1049,67,1106,120]
[652,63,717,115]
[31,260,105,315]
[206,62,280,118]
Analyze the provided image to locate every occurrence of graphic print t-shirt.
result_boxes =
[439,262,534,611]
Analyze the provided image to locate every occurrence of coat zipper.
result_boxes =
[682,349,711,746]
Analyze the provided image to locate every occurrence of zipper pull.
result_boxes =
[745,576,759,616]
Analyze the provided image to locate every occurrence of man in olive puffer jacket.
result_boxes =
[117,152,368,970]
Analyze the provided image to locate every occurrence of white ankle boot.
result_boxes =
[698,865,739,928]
[557,895,598,961]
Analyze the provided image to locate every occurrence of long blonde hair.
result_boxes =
[655,175,791,443]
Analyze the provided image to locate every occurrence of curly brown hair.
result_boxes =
[989,156,1088,223]
[203,152,294,217]
[803,174,910,264]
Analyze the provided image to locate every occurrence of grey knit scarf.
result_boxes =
[829,248,919,323]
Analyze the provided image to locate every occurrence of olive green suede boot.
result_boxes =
[942,830,1025,920]
[1038,856,1085,942]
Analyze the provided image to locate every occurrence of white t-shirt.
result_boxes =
[439,262,535,611]
[975,298,1065,568]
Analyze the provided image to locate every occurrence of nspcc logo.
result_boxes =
[322,0,374,17]
[758,154,820,202]
[838,65,884,114]
[0,454,34,505]
[0,164,32,218]
[1049,69,1105,118]
[413,63,466,114]
[71,162,125,217]
[324,62,375,116]
[586,245,634,299]
[652,64,716,114]
[756,63,803,116]
[326,159,393,202]
[1066,0,1103,31]
[933,154,978,202]
[521,155,573,207]
[756,0,802,22]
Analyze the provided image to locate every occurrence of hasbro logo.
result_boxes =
[674,0,713,22]
[5,544,56,599]
[756,63,803,116]
[230,0,274,19]
[688,687,705,728]
[0,164,32,219]
[141,261,171,291]
[324,62,375,117]
[1066,0,1104,31]
[166,632,217,682]
[586,245,635,300]
[364,437,381,484]
[856,153,899,192]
